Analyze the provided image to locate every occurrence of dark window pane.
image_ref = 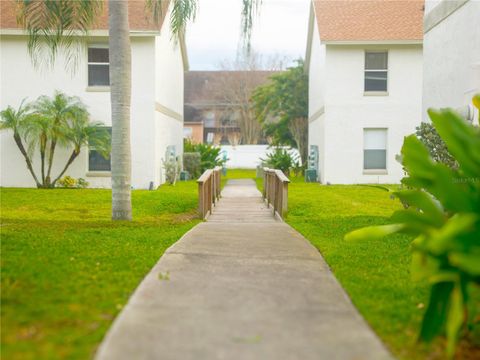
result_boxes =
[364,149,386,169]
[365,52,387,70]
[88,64,109,86]
[89,150,111,171]
[365,71,387,91]
[88,48,109,63]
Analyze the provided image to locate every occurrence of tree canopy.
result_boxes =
[251,59,308,163]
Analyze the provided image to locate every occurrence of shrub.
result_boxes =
[58,176,76,188]
[346,107,480,359]
[183,152,201,178]
[196,143,227,173]
[416,122,457,169]
[183,138,198,153]
[262,147,298,176]
[76,178,89,188]
[162,156,181,185]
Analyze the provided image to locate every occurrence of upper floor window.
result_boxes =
[365,51,388,92]
[88,47,109,86]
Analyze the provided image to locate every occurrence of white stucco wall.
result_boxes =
[154,13,185,186]
[423,0,480,121]
[322,45,423,184]
[307,18,327,181]
[220,145,300,169]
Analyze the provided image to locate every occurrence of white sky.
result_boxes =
[185,0,311,70]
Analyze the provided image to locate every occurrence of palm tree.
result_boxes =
[1,93,110,188]
[34,91,88,187]
[0,100,41,187]
[16,0,262,220]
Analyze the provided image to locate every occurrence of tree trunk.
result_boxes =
[39,133,47,186]
[289,117,308,166]
[13,133,41,187]
[109,0,132,220]
[45,137,57,186]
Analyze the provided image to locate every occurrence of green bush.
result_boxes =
[197,143,226,172]
[416,122,457,169]
[262,147,298,176]
[183,152,201,178]
[76,178,89,188]
[57,176,76,188]
[346,108,480,358]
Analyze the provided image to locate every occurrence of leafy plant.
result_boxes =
[198,144,227,172]
[416,122,457,169]
[77,178,89,188]
[183,152,201,178]
[262,147,297,176]
[346,107,480,358]
[162,156,181,185]
[58,176,76,188]
[183,138,198,153]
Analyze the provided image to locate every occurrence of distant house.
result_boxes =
[0,0,188,189]
[423,0,480,122]
[305,0,424,184]
[184,71,278,145]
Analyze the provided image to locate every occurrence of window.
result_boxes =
[88,47,109,86]
[88,127,111,171]
[365,51,388,92]
[364,129,387,170]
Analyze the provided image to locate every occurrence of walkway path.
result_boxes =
[96,179,392,360]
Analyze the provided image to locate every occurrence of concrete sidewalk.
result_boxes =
[96,179,392,360]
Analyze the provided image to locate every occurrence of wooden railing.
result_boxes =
[262,168,290,219]
[197,166,222,219]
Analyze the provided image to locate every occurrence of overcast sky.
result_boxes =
[185,0,311,70]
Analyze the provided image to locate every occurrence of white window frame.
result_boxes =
[86,45,110,91]
[363,128,388,174]
[364,51,388,95]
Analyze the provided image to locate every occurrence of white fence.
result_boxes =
[220,145,300,169]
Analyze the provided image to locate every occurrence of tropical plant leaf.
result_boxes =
[344,224,405,242]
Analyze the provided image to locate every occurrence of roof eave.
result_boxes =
[321,39,423,45]
[304,1,316,74]
[0,28,161,36]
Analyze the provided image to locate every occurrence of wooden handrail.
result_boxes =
[197,166,222,219]
[262,167,290,219]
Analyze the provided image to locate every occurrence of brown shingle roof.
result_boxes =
[313,0,424,42]
[185,71,279,105]
[0,0,167,31]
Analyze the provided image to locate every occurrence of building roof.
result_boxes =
[0,0,167,32]
[312,0,424,42]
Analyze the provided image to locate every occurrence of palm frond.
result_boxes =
[241,0,262,52]
[146,0,197,41]
[16,0,103,70]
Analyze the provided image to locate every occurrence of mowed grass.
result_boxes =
[285,181,435,359]
[1,182,200,360]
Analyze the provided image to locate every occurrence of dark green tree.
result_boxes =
[251,59,308,164]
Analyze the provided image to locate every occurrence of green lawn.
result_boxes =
[285,181,434,359]
[1,182,200,360]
